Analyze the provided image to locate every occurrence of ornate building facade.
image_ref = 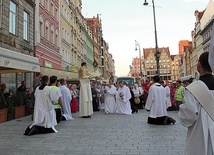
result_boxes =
[143,47,172,81]
[35,0,62,76]
[0,0,40,91]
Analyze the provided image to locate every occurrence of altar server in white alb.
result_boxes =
[178,52,214,155]
[160,81,172,108]
[59,78,73,120]
[24,75,59,136]
[116,81,132,115]
[145,76,176,125]
[104,79,117,114]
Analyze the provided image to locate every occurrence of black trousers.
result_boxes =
[55,108,62,123]
[24,125,55,136]
[147,116,175,125]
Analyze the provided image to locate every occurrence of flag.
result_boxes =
[209,23,214,73]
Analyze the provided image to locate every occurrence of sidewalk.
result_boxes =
[0,110,186,155]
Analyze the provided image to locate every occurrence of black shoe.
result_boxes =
[82,116,91,118]
[169,117,176,124]
[136,109,138,113]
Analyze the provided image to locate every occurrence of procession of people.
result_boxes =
[4,51,211,154]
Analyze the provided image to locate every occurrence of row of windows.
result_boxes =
[7,1,30,41]
[39,19,59,46]
[203,28,212,42]
[40,0,59,20]
[146,59,171,63]
[62,28,70,43]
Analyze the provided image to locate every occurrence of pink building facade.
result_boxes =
[35,0,61,73]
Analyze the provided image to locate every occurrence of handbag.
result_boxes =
[134,97,140,104]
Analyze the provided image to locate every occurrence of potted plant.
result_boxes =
[6,95,15,121]
[14,91,27,119]
[0,93,8,123]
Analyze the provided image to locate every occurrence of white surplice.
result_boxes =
[178,87,214,155]
[31,86,59,132]
[165,86,172,108]
[145,83,167,118]
[116,85,132,115]
[79,79,93,117]
[60,85,73,120]
[105,84,117,114]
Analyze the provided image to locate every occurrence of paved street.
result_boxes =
[0,110,186,155]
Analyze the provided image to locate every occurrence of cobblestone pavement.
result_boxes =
[0,109,186,155]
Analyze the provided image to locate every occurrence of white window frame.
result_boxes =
[9,1,17,35]
[56,29,59,46]
[23,11,29,41]
[45,20,49,40]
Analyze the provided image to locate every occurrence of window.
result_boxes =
[39,21,44,37]
[0,0,2,27]
[45,20,49,40]
[46,0,49,11]
[46,26,49,40]
[9,1,17,35]
[50,30,53,43]
[55,8,58,20]
[23,11,29,40]
[51,3,54,15]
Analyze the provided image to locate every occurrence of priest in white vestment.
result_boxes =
[178,52,214,155]
[145,76,175,125]
[78,62,101,118]
[116,81,132,115]
[24,76,59,136]
[104,79,117,114]
[59,78,73,120]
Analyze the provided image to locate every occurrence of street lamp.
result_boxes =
[135,40,143,79]
[143,0,161,77]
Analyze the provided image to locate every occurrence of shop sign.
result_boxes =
[45,61,52,68]
[70,65,77,72]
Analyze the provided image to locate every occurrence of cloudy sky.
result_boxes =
[82,0,209,76]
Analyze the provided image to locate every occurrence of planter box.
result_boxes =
[0,108,8,123]
[15,105,25,119]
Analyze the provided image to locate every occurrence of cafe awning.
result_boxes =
[0,47,40,73]
[40,67,78,80]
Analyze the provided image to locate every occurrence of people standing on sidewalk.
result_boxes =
[175,80,184,110]
[131,85,139,113]
[91,82,99,112]
[145,76,176,125]
[17,81,27,93]
[104,79,117,114]
[143,78,151,105]
[59,78,73,121]
[70,84,78,113]
[116,81,132,115]
[160,81,172,109]
[24,75,59,136]
[137,83,144,109]
[100,81,107,110]
[178,52,214,155]
[49,76,64,123]
[168,82,177,111]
